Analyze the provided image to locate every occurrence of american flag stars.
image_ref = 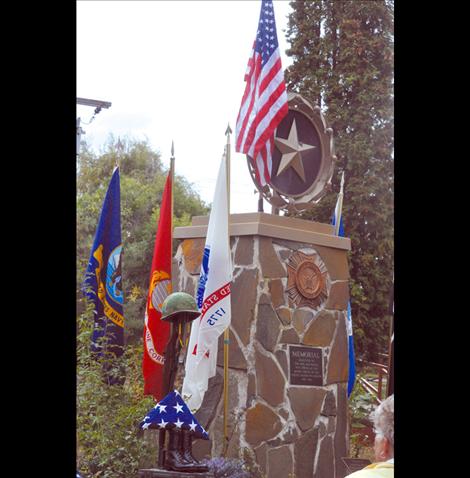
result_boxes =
[255,0,278,64]
[139,390,209,439]
[174,418,184,428]
[157,419,169,429]
[235,0,289,186]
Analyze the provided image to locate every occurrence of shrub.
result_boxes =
[77,308,157,477]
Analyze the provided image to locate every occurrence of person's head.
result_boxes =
[370,394,394,462]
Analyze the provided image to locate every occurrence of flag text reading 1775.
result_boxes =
[200,283,231,319]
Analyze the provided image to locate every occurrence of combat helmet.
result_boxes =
[161,291,200,322]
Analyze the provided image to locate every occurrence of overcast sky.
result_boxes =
[77,0,293,213]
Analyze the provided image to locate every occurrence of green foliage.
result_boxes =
[348,370,378,458]
[349,379,376,427]
[77,306,158,477]
[285,0,394,360]
[77,136,209,341]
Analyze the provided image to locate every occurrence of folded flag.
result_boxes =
[140,390,209,440]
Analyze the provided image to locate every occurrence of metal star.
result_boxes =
[274,118,315,182]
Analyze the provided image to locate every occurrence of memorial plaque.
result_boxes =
[289,345,323,386]
[341,458,372,474]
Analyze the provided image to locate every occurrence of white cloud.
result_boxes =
[77,0,293,212]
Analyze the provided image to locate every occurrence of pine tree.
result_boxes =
[285,0,394,360]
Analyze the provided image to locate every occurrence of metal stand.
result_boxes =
[158,430,166,468]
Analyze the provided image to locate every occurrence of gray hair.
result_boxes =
[370,394,394,447]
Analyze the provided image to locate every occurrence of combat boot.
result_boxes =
[180,429,209,472]
[165,429,201,472]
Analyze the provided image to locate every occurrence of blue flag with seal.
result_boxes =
[82,167,124,384]
[331,172,356,398]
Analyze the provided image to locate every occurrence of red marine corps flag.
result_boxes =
[142,173,173,400]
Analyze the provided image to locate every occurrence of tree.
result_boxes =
[77,136,209,343]
[284,0,394,360]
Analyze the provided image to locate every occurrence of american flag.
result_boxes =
[235,0,289,187]
[140,390,209,440]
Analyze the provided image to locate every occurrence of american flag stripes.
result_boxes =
[235,0,288,187]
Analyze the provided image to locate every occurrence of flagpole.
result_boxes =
[335,171,345,236]
[223,124,232,456]
[170,140,175,306]
[170,140,175,239]
[115,137,123,170]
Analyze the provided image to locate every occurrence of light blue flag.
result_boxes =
[331,174,356,398]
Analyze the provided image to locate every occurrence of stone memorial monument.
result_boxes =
[170,93,353,478]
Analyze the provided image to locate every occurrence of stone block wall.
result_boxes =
[172,234,350,478]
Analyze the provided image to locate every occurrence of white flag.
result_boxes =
[182,152,232,412]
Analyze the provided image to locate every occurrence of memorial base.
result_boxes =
[138,469,214,478]
[174,213,352,478]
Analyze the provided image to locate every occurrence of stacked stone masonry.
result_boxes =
[173,233,350,478]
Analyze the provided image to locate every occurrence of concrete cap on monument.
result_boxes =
[246,92,336,214]
[160,291,200,322]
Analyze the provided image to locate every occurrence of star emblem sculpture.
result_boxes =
[244,92,336,213]
[274,118,315,182]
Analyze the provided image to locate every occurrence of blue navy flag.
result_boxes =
[140,390,209,440]
[82,167,124,381]
[332,178,356,398]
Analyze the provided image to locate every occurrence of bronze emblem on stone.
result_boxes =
[246,92,336,213]
[286,251,330,309]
